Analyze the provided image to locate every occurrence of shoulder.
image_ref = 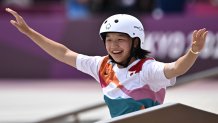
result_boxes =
[77,54,104,61]
[141,57,156,66]
[142,58,165,70]
[76,54,105,68]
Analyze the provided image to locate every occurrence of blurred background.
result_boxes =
[0,0,218,123]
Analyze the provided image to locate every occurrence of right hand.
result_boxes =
[6,8,31,35]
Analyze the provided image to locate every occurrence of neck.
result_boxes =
[117,57,137,68]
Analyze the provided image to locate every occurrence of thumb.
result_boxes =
[10,20,19,28]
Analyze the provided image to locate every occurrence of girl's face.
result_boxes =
[105,32,134,66]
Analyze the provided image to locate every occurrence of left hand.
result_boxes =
[191,28,208,53]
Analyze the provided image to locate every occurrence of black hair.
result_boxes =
[133,37,150,59]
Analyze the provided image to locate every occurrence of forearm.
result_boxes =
[164,49,199,79]
[174,49,198,75]
[26,28,77,66]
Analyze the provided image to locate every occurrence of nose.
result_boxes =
[111,40,119,48]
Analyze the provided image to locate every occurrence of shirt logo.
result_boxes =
[128,71,136,77]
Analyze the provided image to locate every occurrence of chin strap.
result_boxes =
[109,39,136,67]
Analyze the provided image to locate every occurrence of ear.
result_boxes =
[133,38,139,48]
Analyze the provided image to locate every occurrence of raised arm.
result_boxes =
[164,28,208,79]
[6,8,78,67]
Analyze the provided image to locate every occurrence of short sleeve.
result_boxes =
[142,60,176,90]
[76,54,104,82]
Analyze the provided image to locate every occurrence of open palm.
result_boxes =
[192,28,208,53]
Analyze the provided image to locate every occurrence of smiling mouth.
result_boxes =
[112,50,122,54]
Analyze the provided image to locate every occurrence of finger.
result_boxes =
[10,20,19,28]
[196,28,206,38]
[192,30,197,40]
[200,28,207,38]
[5,8,18,15]
[5,8,18,17]
[6,8,22,22]
[202,31,208,41]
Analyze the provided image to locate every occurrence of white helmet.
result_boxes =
[99,14,146,50]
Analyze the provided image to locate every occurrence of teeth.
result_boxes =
[112,51,121,53]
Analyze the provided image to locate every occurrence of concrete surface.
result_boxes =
[0,78,217,123]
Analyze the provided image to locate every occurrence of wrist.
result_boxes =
[25,28,34,36]
[190,48,200,55]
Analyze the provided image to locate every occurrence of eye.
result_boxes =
[118,38,125,42]
[105,38,112,42]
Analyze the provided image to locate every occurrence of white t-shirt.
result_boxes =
[76,54,176,117]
